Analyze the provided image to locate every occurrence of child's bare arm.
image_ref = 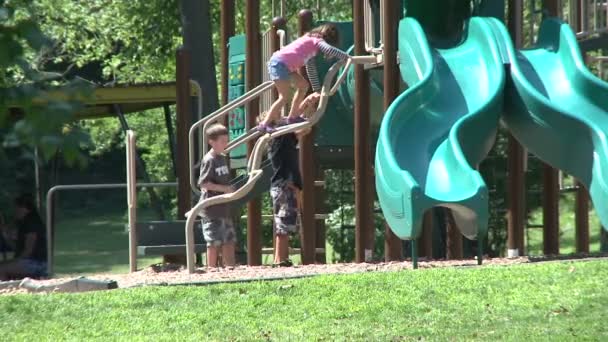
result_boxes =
[298,92,321,113]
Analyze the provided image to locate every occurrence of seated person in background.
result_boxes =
[0,195,48,281]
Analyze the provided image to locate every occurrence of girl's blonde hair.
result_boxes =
[308,23,339,46]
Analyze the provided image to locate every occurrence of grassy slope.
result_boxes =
[1,260,607,340]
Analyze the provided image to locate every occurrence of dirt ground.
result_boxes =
[2,254,606,295]
[0,256,533,295]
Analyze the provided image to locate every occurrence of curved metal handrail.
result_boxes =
[188,81,275,194]
[185,56,380,273]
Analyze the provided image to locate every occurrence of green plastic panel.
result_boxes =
[227,34,247,167]
[229,62,245,86]
[375,17,505,240]
[313,21,356,147]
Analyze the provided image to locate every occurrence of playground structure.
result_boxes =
[176,0,608,272]
[37,0,608,275]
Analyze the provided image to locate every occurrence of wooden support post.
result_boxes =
[536,0,560,249]
[383,0,403,262]
[601,228,608,253]
[315,169,327,263]
[420,211,433,258]
[246,0,262,266]
[354,0,373,263]
[297,9,316,265]
[506,0,526,257]
[543,0,562,17]
[270,16,286,261]
[220,0,235,107]
[543,167,560,255]
[176,47,192,219]
[445,209,463,259]
[575,181,589,253]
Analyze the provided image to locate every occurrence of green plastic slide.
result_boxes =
[375,17,505,240]
[496,18,608,230]
[377,15,608,241]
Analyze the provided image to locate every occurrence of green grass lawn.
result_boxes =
[53,206,301,275]
[53,207,162,276]
[1,260,607,340]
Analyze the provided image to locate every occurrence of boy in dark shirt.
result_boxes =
[197,124,236,269]
[268,93,318,267]
[0,195,47,280]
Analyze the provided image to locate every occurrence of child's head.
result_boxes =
[206,123,229,154]
[308,23,340,46]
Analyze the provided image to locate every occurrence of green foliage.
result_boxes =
[0,0,92,209]
[29,0,181,83]
[1,260,607,340]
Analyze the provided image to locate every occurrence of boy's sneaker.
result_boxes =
[256,123,276,134]
[272,259,293,268]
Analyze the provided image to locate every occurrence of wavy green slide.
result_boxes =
[375,17,505,240]
[496,18,608,230]
[377,14,608,241]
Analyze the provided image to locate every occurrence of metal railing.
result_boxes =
[45,182,177,277]
[184,55,379,273]
[525,1,608,42]
[188,80,275,195]
[364,0,384,52]
[126,130,137,272]
[562,0,608,39]
[261,29,287,114]
[587,54,608,78]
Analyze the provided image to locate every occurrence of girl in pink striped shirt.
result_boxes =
[258,23,350,133]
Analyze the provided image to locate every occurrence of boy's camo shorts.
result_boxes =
[202,217,236,247]
[270,182,299,235]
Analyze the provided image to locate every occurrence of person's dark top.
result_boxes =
[198,151,232,218]
[269,132,303,189]
[15,211,47,262]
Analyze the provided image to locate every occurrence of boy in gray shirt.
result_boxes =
[197,124,236,268]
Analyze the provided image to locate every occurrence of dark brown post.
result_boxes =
[176,46,192,219]
[575,181,589,253]
[575,47,591,253]
[354,0,373,263]
[270,16,286,116]
[297,9,316,265]
[271,16,287,71]
[315,169,327,263]
[271,16,286,259]
[507,0,526,257]
[419,211,433,258]
[541,0,562,259]
[246,0,262,266]
[601,228,608,253]
[543,0,562,17]
[542,168,560,255]
[383,0,403,261]
[445,210,463,259]
[220,0,235,107]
